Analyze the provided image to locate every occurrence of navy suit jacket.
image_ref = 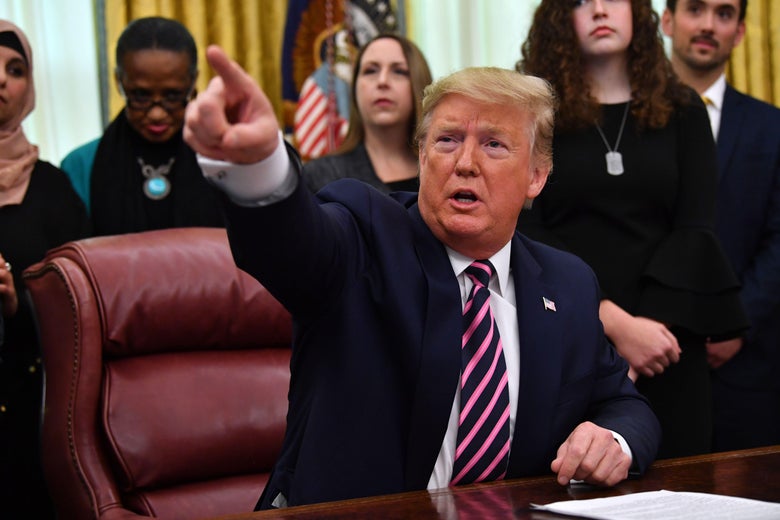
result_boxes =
[221,170,660,509]
[713,85,780,389]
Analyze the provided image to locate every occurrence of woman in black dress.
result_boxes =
[517,0,748,458]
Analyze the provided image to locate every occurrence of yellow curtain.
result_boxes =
[104,1,780,115]
[726,0,779,107]
[104,0,287,123]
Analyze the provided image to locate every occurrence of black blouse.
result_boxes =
[518,99,747,339]
[303,142,418,194]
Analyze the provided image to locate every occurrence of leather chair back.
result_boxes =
[23,228,291,519]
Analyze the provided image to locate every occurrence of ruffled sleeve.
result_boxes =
[637,227,748,339]
[633,94,749,340]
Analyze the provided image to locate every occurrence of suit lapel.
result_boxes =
[403,205,463,490]
[717,86,745,177]
[506,237,565,476]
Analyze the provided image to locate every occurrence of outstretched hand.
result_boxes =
[184,45,280,164]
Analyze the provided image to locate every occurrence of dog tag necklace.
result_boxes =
[595,103,629,176]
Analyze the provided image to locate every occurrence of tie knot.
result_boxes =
[465,260,494,289]
[701,95,713,106]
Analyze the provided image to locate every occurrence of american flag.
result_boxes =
[294,69,348,160]
[282,0,398,160]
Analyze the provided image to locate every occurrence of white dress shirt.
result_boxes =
[702,74,727,141]
[198,131,295,204]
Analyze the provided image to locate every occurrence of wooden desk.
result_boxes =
[219,445,780,519]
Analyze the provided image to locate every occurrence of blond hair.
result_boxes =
[415,67,556,172]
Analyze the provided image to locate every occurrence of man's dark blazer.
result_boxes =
[712,86,780,395]
[220,171,661,509]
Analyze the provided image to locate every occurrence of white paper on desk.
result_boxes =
[531,489,780,520]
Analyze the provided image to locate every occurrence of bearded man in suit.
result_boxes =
[663,0,780,451]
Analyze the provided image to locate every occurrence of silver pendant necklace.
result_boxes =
[138,157,175,200]
[594,103,630,176]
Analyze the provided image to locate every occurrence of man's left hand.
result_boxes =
[551,421,631,487]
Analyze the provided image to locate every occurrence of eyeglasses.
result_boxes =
[120,84,195,112]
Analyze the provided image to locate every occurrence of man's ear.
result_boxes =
[523,166,550,210]
[660,8,674,38]
[733,20,746,48]
[527,164,550,200]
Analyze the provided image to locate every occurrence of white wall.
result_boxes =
[407,0,539,79]
[0,0,102,166]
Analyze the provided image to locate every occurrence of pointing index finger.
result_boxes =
[205,45,251,96]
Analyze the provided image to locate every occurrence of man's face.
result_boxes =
[662,0,745,73]
[417,94,548,259]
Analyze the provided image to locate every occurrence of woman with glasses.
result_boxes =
[61,16,223,236]
[0,19,89,518]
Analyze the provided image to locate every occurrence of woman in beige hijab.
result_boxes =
[0,19,89,518]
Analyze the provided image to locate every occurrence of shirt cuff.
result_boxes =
[196,130,298,206]
[611,430,634,461]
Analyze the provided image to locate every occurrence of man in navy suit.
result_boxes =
[663,0,780,451]
[184,46,661,509]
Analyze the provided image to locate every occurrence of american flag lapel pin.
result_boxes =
[543,297,556,312]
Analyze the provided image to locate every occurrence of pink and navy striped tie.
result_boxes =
[450,260,510,485]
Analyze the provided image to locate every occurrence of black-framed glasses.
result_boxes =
[120,83,195,112]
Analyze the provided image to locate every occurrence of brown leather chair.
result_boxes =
[23,228,292,520]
